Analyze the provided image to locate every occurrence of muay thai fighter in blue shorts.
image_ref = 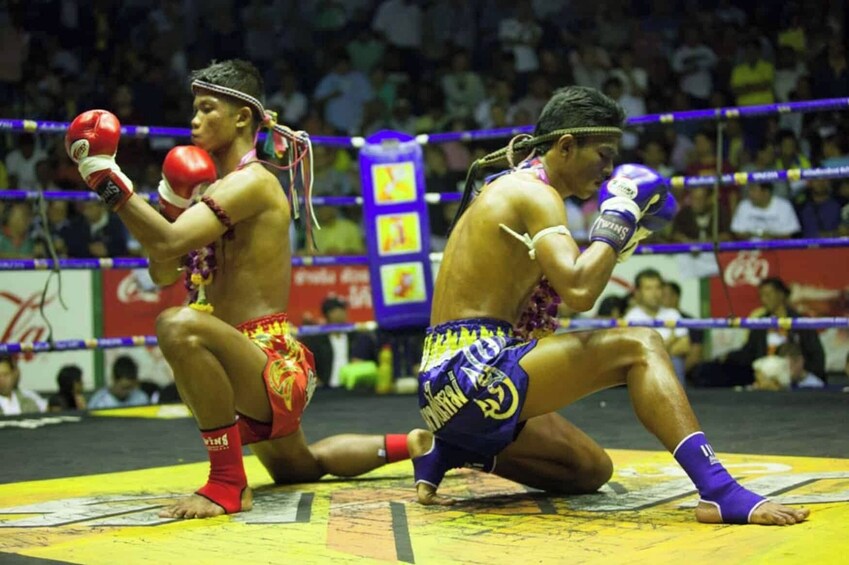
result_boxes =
[407,86,809,526]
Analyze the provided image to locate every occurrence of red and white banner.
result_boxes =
[709,248,849,371]
[289,265,373,325]
[0,272,95,391]
[101,270,187,337]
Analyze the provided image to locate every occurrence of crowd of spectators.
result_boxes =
[0,0,848,256]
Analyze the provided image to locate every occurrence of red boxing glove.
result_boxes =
[65,110,134,210]
[158,146,218,220]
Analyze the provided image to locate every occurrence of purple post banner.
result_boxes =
[358,130,433,329]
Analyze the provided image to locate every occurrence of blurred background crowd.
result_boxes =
[1,0,848,258]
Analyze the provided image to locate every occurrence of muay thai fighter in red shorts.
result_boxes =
[65,59,410,519]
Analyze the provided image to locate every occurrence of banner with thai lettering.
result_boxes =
[289,265,373,325]
[0,272,95,391]
[709,248,849,371]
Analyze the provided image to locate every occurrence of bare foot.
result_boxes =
[158,487,253,519]
[408,429,456,506]
[695,500,810,526]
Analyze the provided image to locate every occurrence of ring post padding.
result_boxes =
[358,130,433,330]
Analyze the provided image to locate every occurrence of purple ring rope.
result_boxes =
[3,97,847,145]
[5,163,849,207]
[3,317,845,353]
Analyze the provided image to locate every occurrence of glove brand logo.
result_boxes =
[607,177,638,199]
[203,432,229,451]
[69,139,89,162]
[724,251,770,287]
[596,217,631,238]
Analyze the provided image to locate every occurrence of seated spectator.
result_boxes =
[300,295,379,389]
[597,295,627,319]
[750,355,791,391]
[731,183,800,240]
[692,277,826,387]
[671,186,732,243]
[5,134,46,188]
[0,354,46,415]
[662,281,705,378]
[798,178,842,238]
[774,129,811,199]
[778,342,826,389]
[88,356,149,409]
[60,201,129,258]
[623,269,690,384]
[47,365,86,412]
[0,202,36,258]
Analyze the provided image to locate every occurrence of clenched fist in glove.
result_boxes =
[589,164,674,261]
[65,110,134,211]
[158,146,218,221]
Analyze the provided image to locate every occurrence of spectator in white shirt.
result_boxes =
[670,27,718,108]
[779,342,825,389]
[624,269,691,384]
[731,183,801,240]
[0,355,46,416]
[5,134,46,188]
[498,0,543,74]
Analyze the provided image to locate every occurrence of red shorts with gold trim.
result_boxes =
[235,313,317,444]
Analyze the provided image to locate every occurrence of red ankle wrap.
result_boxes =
[384,434,410,463]
[196,423,248,514]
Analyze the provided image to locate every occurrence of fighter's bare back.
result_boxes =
[431,171,573,325]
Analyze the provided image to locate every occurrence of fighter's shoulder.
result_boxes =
[489,170,562,211]
[216,163,281,198]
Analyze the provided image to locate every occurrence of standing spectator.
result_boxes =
[670,27,717,108]
[609,48,648,99]
[498,0,543,75]
[60,201,129,258]
[346,29,385,74]
[773,46,807,103]
[624,269,691,384]
[88,355,149,409]
[638,138,674,178]
[371,0,422,75]
[685,131,738,211]
[47,365,87,412]
[34,158,59,191]
[797,178,842,238]
[570,42,611,91]
[267,74,308,128]
[5,134,47,188]
[813,39,849,99]
[730,40,775,107]
[0,355,46,415]
[0,7,29,107]
[601,77,645,154]
[440,50,485,121]
[730,183,800,240]
[314,52,373,135]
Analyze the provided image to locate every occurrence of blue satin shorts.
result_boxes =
[418,318,537,457]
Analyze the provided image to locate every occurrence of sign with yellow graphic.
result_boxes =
[1,451,847,564]
[379,262,427,305]
[376,213,422,256]
[371,161,417,204]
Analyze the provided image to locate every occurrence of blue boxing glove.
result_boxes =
[589,164,669,255]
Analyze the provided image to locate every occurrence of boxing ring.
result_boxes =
[1,99,849,564]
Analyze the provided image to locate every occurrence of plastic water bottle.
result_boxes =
[376,345,394,394]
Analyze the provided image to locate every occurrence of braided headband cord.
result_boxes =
[449,126,623,233]
[191,80,319,245]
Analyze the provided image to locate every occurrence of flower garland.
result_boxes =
[185,244,216,313]
[514,277,561,341]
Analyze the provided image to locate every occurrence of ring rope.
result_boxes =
[2,97,847,145]
[2,318,845,354]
